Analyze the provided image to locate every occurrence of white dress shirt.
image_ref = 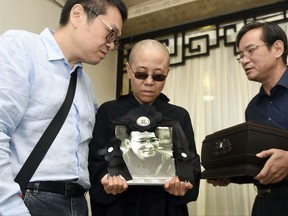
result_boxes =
[0,28,97,215]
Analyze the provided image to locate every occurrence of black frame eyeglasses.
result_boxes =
[236,43,268,63]
[134,137,160,145]
[129,64,167,82]
[85,7,119,49]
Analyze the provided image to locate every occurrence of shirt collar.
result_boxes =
[277,67,288,89]
[40,28,65,61]
[40,28,83,74]
[257,67,288,103]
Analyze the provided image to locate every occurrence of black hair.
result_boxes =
[236,21,287,64]
[59,0,127,26]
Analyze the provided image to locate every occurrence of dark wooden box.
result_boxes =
[201,121,288,183]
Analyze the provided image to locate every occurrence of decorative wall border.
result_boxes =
[116,1,288,97]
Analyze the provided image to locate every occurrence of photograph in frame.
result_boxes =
[115,125,176,185]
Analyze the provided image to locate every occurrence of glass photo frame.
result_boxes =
[115,126,176,185]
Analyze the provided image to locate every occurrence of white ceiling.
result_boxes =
[121,0,285,37]
[53,0,286,38]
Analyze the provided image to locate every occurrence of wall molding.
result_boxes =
[116,1,288,97]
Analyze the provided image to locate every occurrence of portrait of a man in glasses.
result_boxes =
[119,127,175,184]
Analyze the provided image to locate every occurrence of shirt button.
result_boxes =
[269,101,273,104]
[267,117,272,121]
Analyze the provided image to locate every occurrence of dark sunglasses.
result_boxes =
[134,72,167,81]
[129,65,167,82]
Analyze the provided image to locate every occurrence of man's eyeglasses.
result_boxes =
[129,64,167,82]
[134,137,160,145]
[236,43,268,63]
[85,7,119,49]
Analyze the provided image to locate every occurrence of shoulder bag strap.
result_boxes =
[15,69,78,191]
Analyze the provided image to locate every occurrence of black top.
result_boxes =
[246,68,288,188]
[246,68,288,129]
[88,93,200,216]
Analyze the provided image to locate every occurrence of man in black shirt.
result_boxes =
[208,21,288,216]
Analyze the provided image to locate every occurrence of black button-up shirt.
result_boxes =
[245,68,288,129]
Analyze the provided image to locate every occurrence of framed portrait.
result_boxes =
[115,126,176,185]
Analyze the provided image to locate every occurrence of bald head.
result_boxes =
[128,39,170,66]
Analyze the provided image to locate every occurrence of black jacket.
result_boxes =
[88,93,200,216]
